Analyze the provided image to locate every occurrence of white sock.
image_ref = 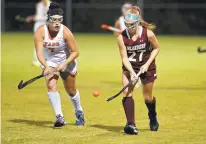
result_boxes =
[48,92,63,117]
[69,90,83,111]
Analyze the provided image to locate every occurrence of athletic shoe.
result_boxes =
[149,113,159,131]
[75,110,85,126]
[54,114,65,127]
[124,124,138,135]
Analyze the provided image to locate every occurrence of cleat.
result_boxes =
[32,61,41,67]
[149,113,159,131]
[54,114,65,127]
[75,110,85,126]
[124,124,138,135]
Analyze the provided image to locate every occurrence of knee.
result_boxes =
[123,89,132,97]
[47,83,57,92]
[67,87,76,96]
[143,92,153,102]
[123,91,128,96]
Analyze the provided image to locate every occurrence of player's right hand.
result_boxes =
[130,72,139,82]
[25,16,33,23]
[43,67,51,76]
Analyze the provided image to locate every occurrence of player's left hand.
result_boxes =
[140,63,150,73]
[56,63,66,72]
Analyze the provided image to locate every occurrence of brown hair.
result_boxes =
[47,1,63,16]
[125,6,156,31]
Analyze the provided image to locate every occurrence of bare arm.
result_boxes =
[145,29,160,66]
[25,4,38,22]
[26,3,47,22]
[117,35,136,76]
[114,20,121,36]
[34,26,48,67]
[63,26,79,66]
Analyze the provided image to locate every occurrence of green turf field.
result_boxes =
[2,33,206,144]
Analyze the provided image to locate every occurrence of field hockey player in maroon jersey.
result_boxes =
[117,6,160,135]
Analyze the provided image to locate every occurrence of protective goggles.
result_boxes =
[124,21,138,28]
[125,13,139,21]
[48,15,63,23]
[124,13,139,28]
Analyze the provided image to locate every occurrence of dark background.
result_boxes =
[2,0,206,35]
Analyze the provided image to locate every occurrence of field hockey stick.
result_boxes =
[107,71,142,102]
[101,24,121,33]
[15,15,27,22]
[18,70,56,90]
[197,47,206,53]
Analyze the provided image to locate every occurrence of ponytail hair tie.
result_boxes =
[132,6,137,10]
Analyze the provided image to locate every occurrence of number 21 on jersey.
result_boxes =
[128,51,144,62]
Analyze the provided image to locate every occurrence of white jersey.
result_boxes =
[34,1,50,32]
[43,24,77,74]
[119,16,126,31]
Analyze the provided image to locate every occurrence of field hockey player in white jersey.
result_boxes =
[26,0,50,67]
[114,2,132,36]
[34,1,85,127]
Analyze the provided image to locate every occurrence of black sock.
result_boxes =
[145,97,157,116]
[122,97,135,125]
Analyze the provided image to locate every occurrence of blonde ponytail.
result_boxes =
[139,20,156,31]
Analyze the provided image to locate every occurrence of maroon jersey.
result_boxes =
[122,26,156,71]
